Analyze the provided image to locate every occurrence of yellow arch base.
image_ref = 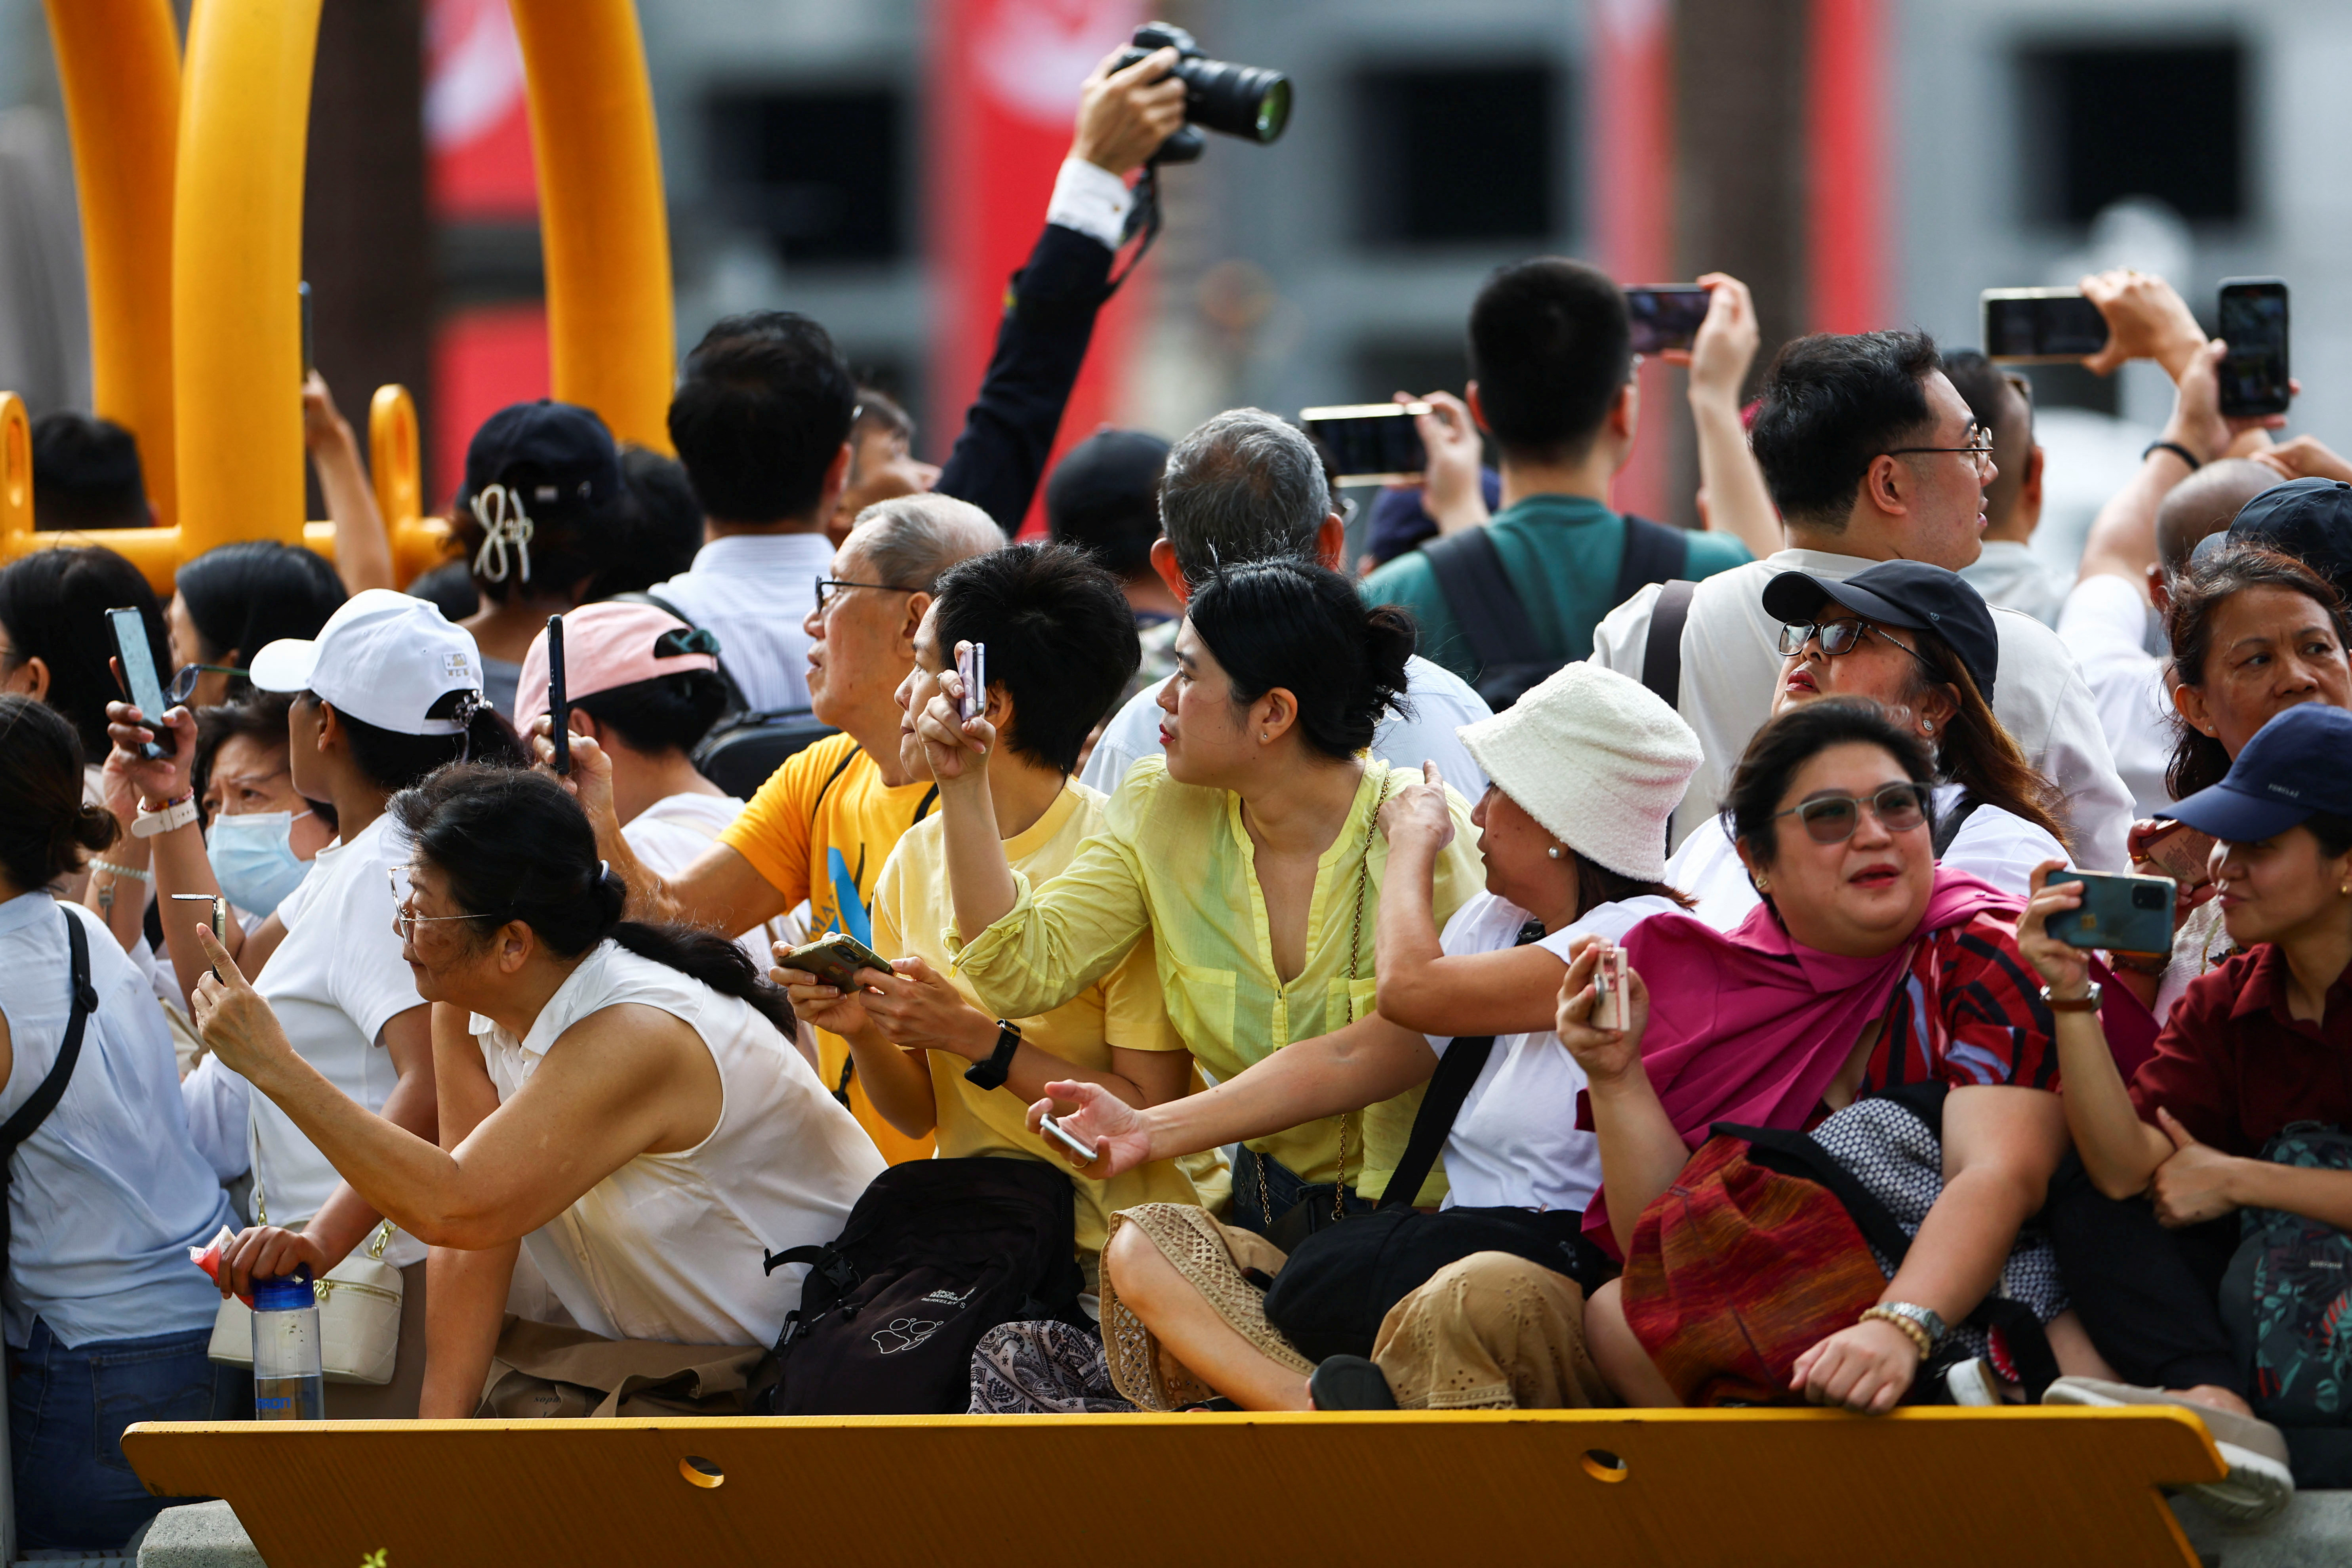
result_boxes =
[125,1408,2220,1567]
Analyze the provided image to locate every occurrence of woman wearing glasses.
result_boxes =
[1665,560,2071,927]
[1562,698,2092,1414]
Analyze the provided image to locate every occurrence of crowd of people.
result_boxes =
[3,39,2351,1555]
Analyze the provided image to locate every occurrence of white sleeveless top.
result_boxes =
[471,941,884,1347]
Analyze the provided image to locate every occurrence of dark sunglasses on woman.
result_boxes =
[1773,781,1933,844]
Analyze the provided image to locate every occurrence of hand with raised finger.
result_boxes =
[1377,760,1456,852]
[189,925,295,1081]
[1024,1078,1151,1177]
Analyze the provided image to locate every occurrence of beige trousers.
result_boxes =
[1370,1250,1611,1410]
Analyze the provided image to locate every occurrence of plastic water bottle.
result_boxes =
[251,1269,326,1421]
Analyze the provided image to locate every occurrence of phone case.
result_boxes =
[2047,871,2176,957]
[780,932,891,991]
[1592,947,1627,1029]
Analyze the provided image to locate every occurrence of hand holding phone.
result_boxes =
[776,932,894,993]
[1591,943,1628,1030]
[106,608,175,760]
[2218,277,2291,418]
[1625,285,1713,355]
[1982,289,2112,364]
[1039,1113,1097,1164]
[956,642,987,723]
[1298,403,1429,485]
[2045,869,2177,958]
[546,614,570,776]
[172,894,228,979]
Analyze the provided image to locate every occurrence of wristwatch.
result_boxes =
[2041,980,2103,1013]
[1860,1301,1946,1359]
[963,1019,1024,1090]
[132,793,199,838]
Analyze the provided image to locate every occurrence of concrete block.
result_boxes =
[2174,1491,2352,1568]
[131,1501,261,1568]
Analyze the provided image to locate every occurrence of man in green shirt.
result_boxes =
[1363,258,1752,685]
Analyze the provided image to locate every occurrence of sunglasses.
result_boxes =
[1775,618,1934,671]
[166,663,244,704]
[1773,781,1933,845]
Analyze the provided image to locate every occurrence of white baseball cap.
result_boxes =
[247,589,486,736]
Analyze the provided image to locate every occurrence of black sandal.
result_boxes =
[1308,1355,1398,1411]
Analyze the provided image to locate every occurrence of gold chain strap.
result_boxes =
[1251,770,1388,1230]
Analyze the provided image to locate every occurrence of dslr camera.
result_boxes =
[1113,22,1290,165]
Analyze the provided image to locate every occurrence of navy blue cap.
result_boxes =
[2221,476,2352,605]
[1760,560,1999,700]
[2163,703,2352,842]
[459,400,621,522]
[1045,429,1170,543]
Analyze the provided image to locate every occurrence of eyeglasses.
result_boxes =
[814,579,922,614]
[1776,617,1937,674]
[166,663,244,704]
[387,865,495,940]
[1884,424,1995,477]
[1773,781,1933,845]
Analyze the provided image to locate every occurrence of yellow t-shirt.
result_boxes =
[872,782,1221,1288]
[952,756,1484,1206]
[719,732,936,1164]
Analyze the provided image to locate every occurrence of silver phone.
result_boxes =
[1592,944,1628,1030]
[956,641,986,722]
[1039,1113,1096,1164]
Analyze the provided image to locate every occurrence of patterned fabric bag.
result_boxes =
[2221,1122,2352,1426]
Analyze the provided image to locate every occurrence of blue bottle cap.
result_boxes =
[251,1265,315,1313]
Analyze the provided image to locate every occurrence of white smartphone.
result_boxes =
[1039,1113,1096,1164]
[1592,944,1628,1030]
[956,642,986,722]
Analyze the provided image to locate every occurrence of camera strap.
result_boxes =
[1106,165,1165,295]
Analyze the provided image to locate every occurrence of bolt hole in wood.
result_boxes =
[680,1455,725,1489]
[1581,1448,1629,1483]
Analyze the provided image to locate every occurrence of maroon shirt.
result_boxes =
[2128,943,2352,1157]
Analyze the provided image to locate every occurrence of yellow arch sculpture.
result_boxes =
[0,0,673,596]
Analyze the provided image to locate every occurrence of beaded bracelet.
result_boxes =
[1858,1305,1934,1360]
[89,859,151,882]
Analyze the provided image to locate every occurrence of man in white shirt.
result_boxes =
[1079,410,1491,798]
[1592,328,2136,868]
[1944,351,2067,627]
[653,47,1188,713]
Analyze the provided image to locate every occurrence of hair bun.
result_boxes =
[67,801,120,857]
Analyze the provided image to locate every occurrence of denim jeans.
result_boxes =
[9,1316,249,1551]
[1228,1145,1378,1237]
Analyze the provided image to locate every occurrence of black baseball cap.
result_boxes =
[2220,476,2352,605]
[2162,702,2352,843]
[1761,560,2000,700]
[458,400,621,522]
[1045,429,1171,542]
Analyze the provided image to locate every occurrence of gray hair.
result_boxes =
[1160,408,1332,587]
[848,494,1004,589]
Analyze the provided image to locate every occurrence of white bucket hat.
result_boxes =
[1454,661,1702,882]
[247,589,486,736]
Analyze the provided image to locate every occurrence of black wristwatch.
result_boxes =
[963,1019,1024,1089]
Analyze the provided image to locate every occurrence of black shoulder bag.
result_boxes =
[0,911,98,1270]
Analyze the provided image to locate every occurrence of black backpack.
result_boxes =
[1422,514,1689,710]
[755,1157,1085,1415]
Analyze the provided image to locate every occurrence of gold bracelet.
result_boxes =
[1859,1306,1933,1360]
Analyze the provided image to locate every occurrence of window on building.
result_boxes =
[706,88,903,264]
[1355,65,1559,246]
[2021,44,2244,225]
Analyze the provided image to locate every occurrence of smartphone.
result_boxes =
[298,281,314,378]
[546,613,570,776]
[1981,289,2112,364]
[2218,278,2291,417]
[1039,1113,1097,1164]
[1625,285,1712,355]
[1299,403,1429,486]
[2045,869,2176,957]
[106,607,174,759]
[2137,819,2216,888]
[778,932,893,993]
[172,894,227,978]
[1592,944,1628,1030]
[955,641,986,723]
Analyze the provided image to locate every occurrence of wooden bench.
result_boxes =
[126,1406,2228,1567]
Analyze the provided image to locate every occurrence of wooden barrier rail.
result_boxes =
[126,1407,2228,1568]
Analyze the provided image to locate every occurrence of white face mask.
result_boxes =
[208,810,313,918]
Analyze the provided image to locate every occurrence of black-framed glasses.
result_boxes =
[1776,617,1936,674]
[166,663,243,704]
[1884,423,1995,476]
[1773,781,1933,845]
[814,578,922,614]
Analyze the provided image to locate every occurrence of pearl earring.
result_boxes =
[1921,719,1934,734]
[1259,732,1269,742]
[1546,845,1562,860]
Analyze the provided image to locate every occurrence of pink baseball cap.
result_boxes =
[515,602,721,734]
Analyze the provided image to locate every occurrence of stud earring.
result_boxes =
[1259,732,1269,742]
[1754,877,1770,893]
[1546,845,1563,860]
[1921,719,1934,734]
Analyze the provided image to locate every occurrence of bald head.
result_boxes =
[2157,460,2278,573]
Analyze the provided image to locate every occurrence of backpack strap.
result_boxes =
[1376,918,1548,1208]
[1613,514,1692,608]
[1931,792,1982,858]
[1641,579,1697,712]
[0,913,97,1269]
[1421,529,1546,678]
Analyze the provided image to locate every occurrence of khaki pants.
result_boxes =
[1370,1250,1611,1411]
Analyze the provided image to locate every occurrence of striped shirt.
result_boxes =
[1857,911,2061,1097]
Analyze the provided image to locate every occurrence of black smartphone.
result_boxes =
[298,281,314,379]
[1299,403,1429,485]
[546,613,569,776]
[1625,285,1712,354]
[1981,290,2112,363]
[105,606,174,759]
[2045,869,2176,957]
[2218,277,2291,417]
[778,932,893,992]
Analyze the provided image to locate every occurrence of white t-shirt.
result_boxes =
[1960,539,2070,629]
[1663,783,2066,931]
[1424,891,1679,1214]
[246,814,426,1267]
[1591,547,2135,872]
[652,533,837,715]
[620,790,783,972]
[1079,652,1493,798]
[2058,572,2175,821]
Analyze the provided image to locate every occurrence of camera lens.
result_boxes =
[2133,884,2166,910]
[1177,58,1292,144]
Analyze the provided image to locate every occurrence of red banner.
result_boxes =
[1807,0,1889,334]
[1589,0,1675,522]
[929,0,1148,536]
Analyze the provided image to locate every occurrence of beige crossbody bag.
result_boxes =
[206,1143,403,1386]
